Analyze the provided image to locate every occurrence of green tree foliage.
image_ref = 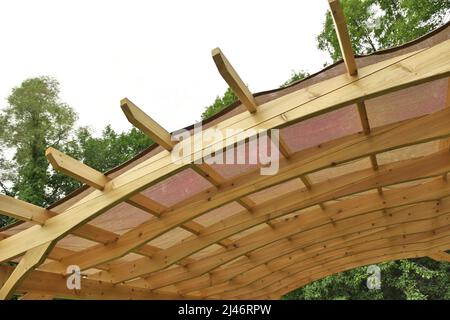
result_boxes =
[201,71,310,121]
[0,77,77,207]
[0,77,153,228]
[283,257,450,300]
[0,0,449,299]
[281,70,310,87]
[201,87,237,120]
[55,125,152,198]
[317,0,450,62]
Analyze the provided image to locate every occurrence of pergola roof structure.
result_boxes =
[0,0,450,300]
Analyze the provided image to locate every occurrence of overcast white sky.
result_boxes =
[0,0,331,134]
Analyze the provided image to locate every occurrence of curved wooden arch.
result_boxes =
[0,1,449,300]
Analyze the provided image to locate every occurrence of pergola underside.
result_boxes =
[0,1,450,300]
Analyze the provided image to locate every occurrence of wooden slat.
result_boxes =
[212,47,258,113]
[121,98,175,151]
[328,0,357,75]
[46,148,212,243]
[191,163,227,187]
[0,39,448,264]
[0,241,53,300]
[0,195,118,244]
[149,153,450,294]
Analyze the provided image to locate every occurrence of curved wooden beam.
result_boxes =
[95,150,450,282]
[0,39,448,269]
[32,105,450,274]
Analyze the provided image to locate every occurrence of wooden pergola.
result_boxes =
[0,0,449,300]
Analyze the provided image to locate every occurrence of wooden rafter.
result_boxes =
[121,98,175,151]
[221,230,450,299]
[328,0,357,76]
[252,228,450,299]
[212,47,258,113]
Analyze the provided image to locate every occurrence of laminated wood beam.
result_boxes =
[356,101,382,193]
[0,39,448,264]
[212,47,258,113]
[46,147,109,190]
[0,195,191,267]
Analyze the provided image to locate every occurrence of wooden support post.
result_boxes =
[212,47,258,113]
[121,98,175,151]
[0,241,53,300]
